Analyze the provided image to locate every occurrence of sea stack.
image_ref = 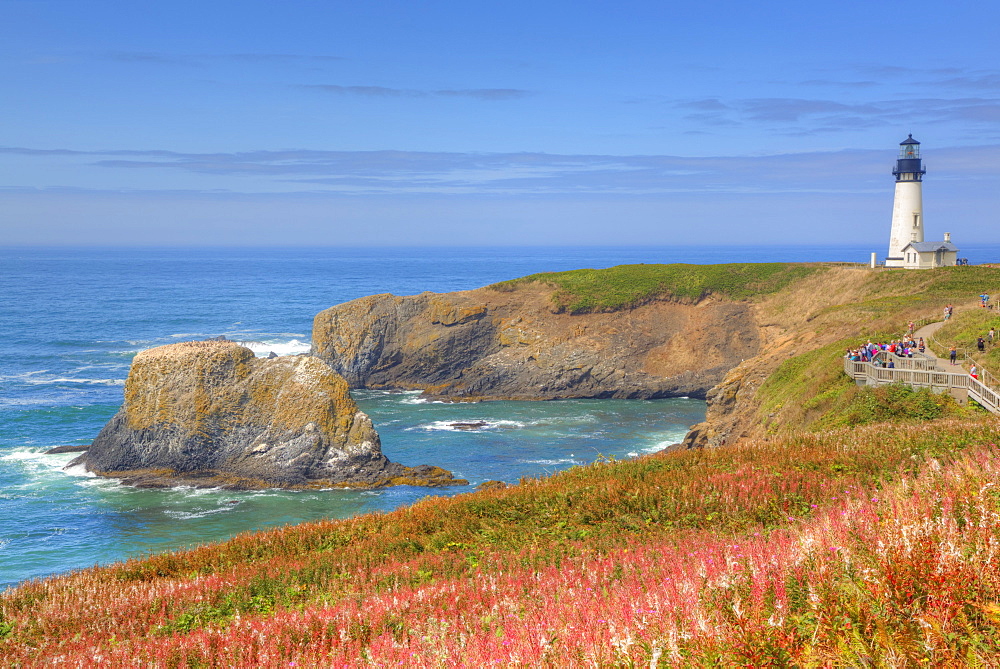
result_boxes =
[72,341,464,489]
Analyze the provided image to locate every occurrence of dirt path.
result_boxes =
[913,320,950,369]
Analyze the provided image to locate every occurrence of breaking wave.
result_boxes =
[409,419,528,432]
[239,338,311,357]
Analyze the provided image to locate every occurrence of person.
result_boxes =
[908,321,915,336]
[990,327,996,345]
[950,345,958,365]
[918,337,925,353]
[979,336,986,352]
[971,364,979,380]
[887,359,895,369]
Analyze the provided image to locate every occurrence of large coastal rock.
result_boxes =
[312,284,761,400]
[72,341,464,489]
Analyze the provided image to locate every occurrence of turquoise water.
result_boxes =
[1,244,967,589]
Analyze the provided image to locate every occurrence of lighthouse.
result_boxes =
[885,135,925,267]
[882,135,959,269]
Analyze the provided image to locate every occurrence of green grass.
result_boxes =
[820,382,981,428]
[491,262,819,313]
[757,339,859,429]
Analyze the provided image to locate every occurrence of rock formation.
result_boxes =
[312,285,761,401]
[72,341,465,489]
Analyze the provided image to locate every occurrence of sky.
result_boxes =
[1,0,999,247]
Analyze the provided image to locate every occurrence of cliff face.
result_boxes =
[680,267,882,448]
[312,285,761,400]
[73,341,464,489]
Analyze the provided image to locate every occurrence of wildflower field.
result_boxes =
[4,418,1000,666]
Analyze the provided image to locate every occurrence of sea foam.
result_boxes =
[241,338,312,357]
[164,506,237,521]
[517,457,584,466]
[410,419,527,432]
[163,332,311,358]
[2,371,125,386]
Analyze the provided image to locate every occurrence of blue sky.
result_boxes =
[2,0,998,246]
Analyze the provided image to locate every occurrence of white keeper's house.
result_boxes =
[884,135,959,269]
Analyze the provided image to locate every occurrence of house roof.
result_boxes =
[901,241,959,253]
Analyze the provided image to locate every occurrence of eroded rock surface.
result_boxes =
[312,285,761,401]
[72,341,465,489]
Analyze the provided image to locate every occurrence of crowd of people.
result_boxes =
[846,337,925,365]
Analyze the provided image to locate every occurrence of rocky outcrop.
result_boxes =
[46,444,89,454]
[72,341,465,489]
[680,359,769,449]
[312,285,761,401]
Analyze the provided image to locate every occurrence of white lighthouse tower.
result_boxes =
[885,135,926,267]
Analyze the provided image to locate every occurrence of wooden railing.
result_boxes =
[844,353,1000,415]
[870,350,938,371]
[925,327,1000,395]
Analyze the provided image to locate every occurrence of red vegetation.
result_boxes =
[4,419,1000,665]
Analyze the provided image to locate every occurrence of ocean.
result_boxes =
[2,243,992,590]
